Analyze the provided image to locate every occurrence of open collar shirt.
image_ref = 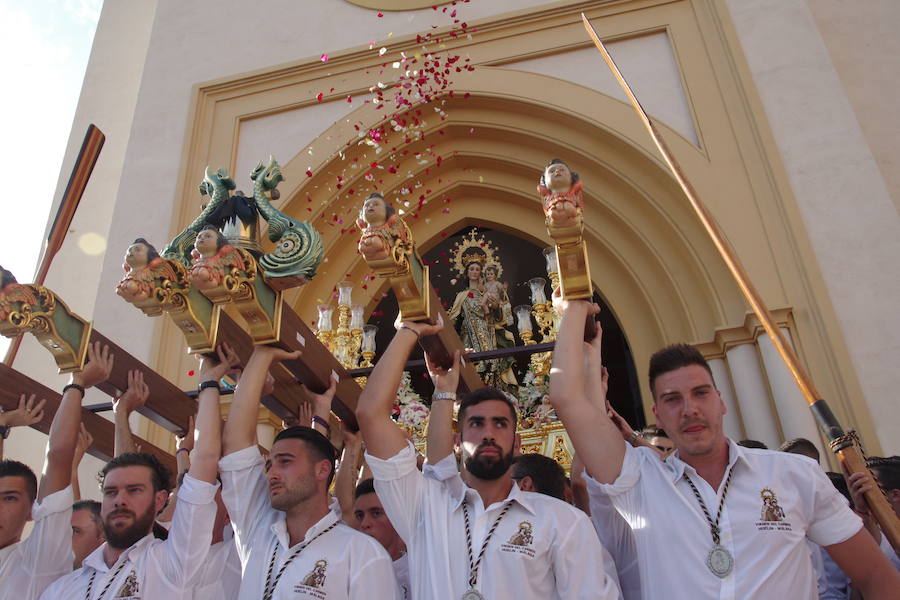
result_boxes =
[585,439,862,600]
[0,485,73,600]
[366,442,620,600]
[218,446,399,600]
[39,475,218,600]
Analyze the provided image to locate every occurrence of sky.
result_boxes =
[0,0,101,355]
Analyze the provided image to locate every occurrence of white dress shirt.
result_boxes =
[584,476,640,600]
[586,440,862,600]
[367,443,619,600]
[39,475,218,600]
[0,485,73,600]
[192,524,242,600]
[219,446,400,600]
[393,552,410,600]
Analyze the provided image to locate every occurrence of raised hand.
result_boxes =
[298,402,313,428]
[113,370,150,416]
[0,394,46,428]
[425,349,462,395]
[394,313,444,338]
[72,342,114,389]
[73,423,93,465]
[199,342,241,384]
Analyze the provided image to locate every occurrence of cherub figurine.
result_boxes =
[0,267,37,322]
[356,193,409,263]
[188,225,246,290]
[479,264,512,326]
[537,158,584,231]
[115,238,177,304]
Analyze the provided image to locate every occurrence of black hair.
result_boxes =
[648,343,714,398]
[457,387,518,430]
[72,499,102,521]
[866,456,900,492]
[539,158,580,188]
[826,472,854,509]
[354,477,377,500]
[511,453,567,501]
[737,439,769,450]
[98,452,173,493]
[273,426,337,487]
[779,438,820,463]
[131,238,160,262]
[0,460,37,502]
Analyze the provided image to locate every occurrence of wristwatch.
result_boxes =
[433,391,457,401]
[198,380,221,393]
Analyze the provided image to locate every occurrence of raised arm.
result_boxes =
[334,429,363,521]
[303,378,336,437]
[0,393,46,460]
[70,424,92,501]
[548,300,624,484]
[191,343,239,483]
[40,342,113,500]
[111,369,149,456]
[222,345,301,455]
[424,349,461,464]
[356,316,443,459]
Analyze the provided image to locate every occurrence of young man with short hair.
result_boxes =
[356,316,619,600]
[219,345,399,600]
[550,300,900,599]
[353,478,410,598]
[0,342,112,600]
[71,500,104,569]
[40,349,222,599]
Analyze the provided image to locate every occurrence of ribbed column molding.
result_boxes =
[757,329,826,460]
[724,343,781,449]
[707,357,745,442]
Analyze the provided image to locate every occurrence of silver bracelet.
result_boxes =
[432,391,456,401]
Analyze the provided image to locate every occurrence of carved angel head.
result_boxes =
[358,193,395,228]
[194,225,227,258]
[124,238,161,271]
[540,159,580,194]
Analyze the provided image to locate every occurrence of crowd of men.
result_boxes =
[1,297,899,599]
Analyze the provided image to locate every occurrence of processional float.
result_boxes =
[581,14,900,552]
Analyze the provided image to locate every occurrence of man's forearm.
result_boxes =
[40,386,83,499]
[223,349,272,454]
[426,397,455,465]
[357,328,419,458]
[335,440,362,519]
[190,387,221,483]
[114,410,136,456]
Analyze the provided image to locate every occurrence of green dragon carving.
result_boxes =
[162,167,236,267]
[251,156,323,280]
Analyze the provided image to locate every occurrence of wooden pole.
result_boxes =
[581,14,900,553]
[4,124,105,367]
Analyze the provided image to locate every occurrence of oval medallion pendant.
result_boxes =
[462,590,486,600]
[707,544,734,578]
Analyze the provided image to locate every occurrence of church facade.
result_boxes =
[9,0,898,481]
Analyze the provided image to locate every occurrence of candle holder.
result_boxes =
[543,248,560,293]
[315,304,334,347]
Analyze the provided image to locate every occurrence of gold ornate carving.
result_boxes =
[0,282,92,374]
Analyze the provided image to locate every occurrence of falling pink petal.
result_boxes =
[316,92,324,102]
[320,54,329,62]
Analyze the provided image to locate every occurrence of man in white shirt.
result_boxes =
[40,347,223,600]
[353,478,411,599]
[1,341,113,600]
[219,344,399,600]
[71,500,105,569]
[549,299,900,599]
[357,316,619,600]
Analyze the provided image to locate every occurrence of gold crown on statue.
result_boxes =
[451,230,503,278]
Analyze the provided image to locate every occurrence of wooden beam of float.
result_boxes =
[581,14,900,552]
[356,195,482,392]
[117,158,360,426]
[0,363,175,474]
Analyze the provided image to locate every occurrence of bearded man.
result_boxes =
[356,316,619,600]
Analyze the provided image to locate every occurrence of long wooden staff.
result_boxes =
[581,14,900,552]
[3,124,105,367]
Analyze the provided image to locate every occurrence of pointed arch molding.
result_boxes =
[165,0,872,434]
